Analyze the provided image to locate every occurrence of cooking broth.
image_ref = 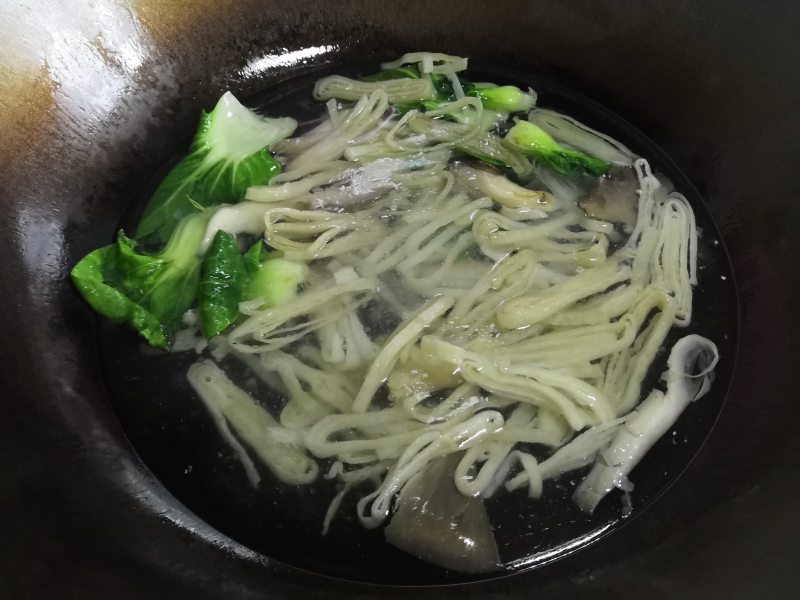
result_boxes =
[96,59,738,585]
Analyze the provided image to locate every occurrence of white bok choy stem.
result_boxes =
[573,334,719,513]
[527,108,635,166]
[198,202,267,254]
[499,417,626,498]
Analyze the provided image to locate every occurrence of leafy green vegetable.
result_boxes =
[361,65,421,81]
[421,79,533,125]
[71,212,210,349]
[393,99,433,114]
[464,83,535,113]
[245,256,308,307]
[504,120,610,177]
[136,92,297,244]
[198,230,250,338]
[370,63,533,118]
[70,244,169,348]
[197,235,307,338]
[430,73,456,101]
[242,239,266,272]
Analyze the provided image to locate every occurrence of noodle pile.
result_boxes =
[183,54,718,547]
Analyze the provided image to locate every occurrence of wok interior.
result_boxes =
[1,1,798,598]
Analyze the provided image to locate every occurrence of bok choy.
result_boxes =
[198,230,250,339]
[198,236,308,339]
[136,92,296,243]
[321,58,535,119]
[463,82,535,113]
[71,212,210,349]
[505,120,610,177]
[72,92,298,348]
[245,253,308,307]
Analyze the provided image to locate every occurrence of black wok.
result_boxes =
[1,1,799,598]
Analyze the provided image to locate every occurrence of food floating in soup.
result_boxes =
[72,52,719,573]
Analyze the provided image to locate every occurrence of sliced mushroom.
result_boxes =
[579,166,639,228]
[385,453,501,573]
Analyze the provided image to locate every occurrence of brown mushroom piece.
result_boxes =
[579,166,639,229]
[385,453,501,573]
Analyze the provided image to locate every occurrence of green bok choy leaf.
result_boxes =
[198,237,309,339]
[71,212,210,349]
[505,120,610,177]
[136,92,296,243]
[198,230,250,339]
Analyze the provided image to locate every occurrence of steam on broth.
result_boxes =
[72,52,719,573]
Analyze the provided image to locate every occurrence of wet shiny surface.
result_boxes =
[1,0,799,597]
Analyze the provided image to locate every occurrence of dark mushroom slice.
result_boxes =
[385,452,501,573]
[579,166,639,229]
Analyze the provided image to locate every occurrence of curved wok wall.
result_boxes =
[1,1,798,598]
